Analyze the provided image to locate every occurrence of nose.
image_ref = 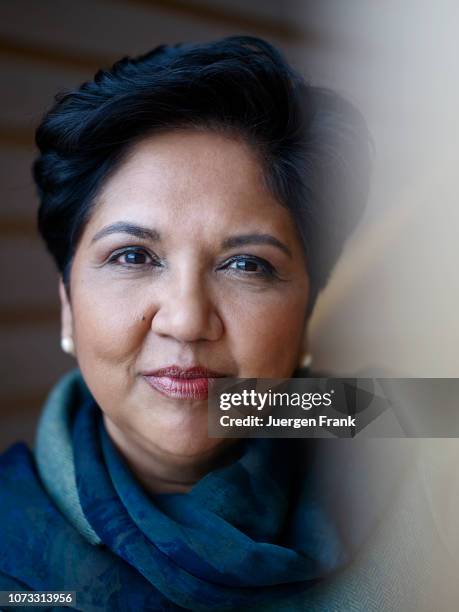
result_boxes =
[150,271,223,343]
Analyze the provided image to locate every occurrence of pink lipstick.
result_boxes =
[143,365,227,400]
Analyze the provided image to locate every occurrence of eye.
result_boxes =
[221,255,277,278]
[108,247,159,267]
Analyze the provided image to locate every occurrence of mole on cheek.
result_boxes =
[142,315,146,322]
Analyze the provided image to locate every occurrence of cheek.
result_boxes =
[71,281,147,364]
[70,289,147,426]
[223,289,307,376]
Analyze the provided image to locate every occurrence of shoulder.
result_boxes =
[0,442,86,587]
[0,441,60,511]
[0,441,67,545]
[0,444,163,609]
[0,441,37,491]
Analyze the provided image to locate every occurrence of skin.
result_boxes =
[59,130,310,494]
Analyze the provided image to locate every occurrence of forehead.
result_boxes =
[85,130,297,241]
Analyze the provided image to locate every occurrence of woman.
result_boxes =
[0,36,388,610]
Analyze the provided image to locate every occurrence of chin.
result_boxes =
[154,428,227,460]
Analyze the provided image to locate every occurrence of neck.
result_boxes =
[103,414,242,495]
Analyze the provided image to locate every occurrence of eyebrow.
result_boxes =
[222,234,292,258]
[90,222,292,258]
[90,222,161,244]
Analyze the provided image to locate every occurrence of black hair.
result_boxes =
[33,35,371,314]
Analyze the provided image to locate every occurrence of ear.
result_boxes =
[58,277,74,341]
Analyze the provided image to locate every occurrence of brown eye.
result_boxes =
[122,250,149,265]
[232,259,259,272]
[223,255,277,279]
[109,247,159,267]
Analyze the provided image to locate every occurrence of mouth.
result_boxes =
[142,365,228,401]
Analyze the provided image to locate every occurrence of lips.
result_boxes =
[143,365,227,400]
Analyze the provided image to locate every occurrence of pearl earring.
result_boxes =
[61,336,75,356]
[300,353,313,369]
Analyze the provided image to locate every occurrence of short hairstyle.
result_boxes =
[33,35,371,314]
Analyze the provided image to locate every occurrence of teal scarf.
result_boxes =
[36,369,350,610]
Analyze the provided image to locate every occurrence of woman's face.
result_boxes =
[60,130,310,461]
